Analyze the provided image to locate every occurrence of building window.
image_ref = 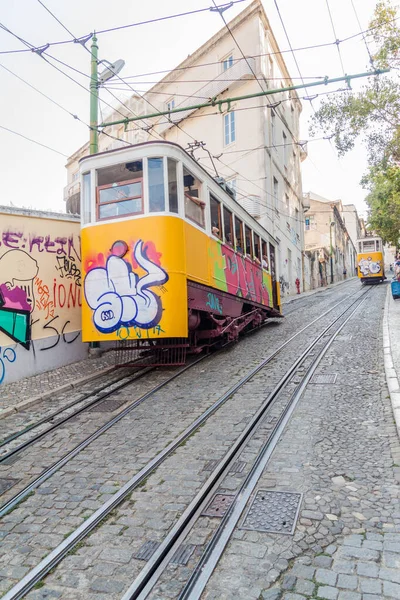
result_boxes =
[269,56,274,84]
[305,217,310,230]
[271,110,276,147]
[273,177,278,210]
[224,111,236,146]
[222,54,233,71]
[283,131,288,166]
[166,98,175,112]
[285,193,289,213]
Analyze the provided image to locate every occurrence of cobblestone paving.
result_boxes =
[0,281,363,597]
[201,284,400,600]
[0,351,117,412]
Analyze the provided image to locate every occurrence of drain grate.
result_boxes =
[171,544,196,565]
[229,461,246,474]
[202,460,218,471]
[240,490,302,535]
[134,540,160,561]
[310,373,337,385]
[88,396,127,412]
[201,494,235,518]
[0,478,20,495]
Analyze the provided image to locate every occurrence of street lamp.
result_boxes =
[89,34,125,155]
[329,221,335,284]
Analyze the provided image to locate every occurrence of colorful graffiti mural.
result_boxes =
[84,239,168,334]
[0,212,82,383]
[209,241,272,307]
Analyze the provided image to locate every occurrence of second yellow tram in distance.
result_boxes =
[356,235,386,284]
[79,141,282,363]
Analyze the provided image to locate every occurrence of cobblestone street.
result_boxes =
[1,280,399,600]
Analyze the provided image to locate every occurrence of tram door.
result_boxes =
[269,243,279,308]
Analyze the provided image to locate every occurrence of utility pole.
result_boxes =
[330,221,335,284]
[89,34,99,155]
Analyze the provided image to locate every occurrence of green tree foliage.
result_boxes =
[310,1,400,244]
[362,167,400,245]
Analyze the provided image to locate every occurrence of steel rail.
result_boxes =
[0,357,207,519]
[1,288,367,600]
[122,289,371,600]
[179,290,371,600]
[0,368,153,462]
[0,365,144,448]
[0,287,358,517]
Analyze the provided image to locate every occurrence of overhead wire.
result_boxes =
[325,0,347,77]
[0,61,89,127]
[0,124,69,157]
[349,0,375,66]
[0,12,397,58]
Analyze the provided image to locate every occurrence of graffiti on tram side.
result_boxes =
[210,242,272,306]
[116,324,166,340]
[84,239,169,334]
[0,217,82,360]
[358,255,382,277]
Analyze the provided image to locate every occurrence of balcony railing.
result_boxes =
[157,57,257,133]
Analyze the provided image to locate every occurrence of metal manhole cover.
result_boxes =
[134,540,160,561]
[0,478,20,495]
[240,490,302,535]
[201,494,235,518]
[310,373,337,385]
[171,544,196,565]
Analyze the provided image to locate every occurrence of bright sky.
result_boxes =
[0,0,387,218]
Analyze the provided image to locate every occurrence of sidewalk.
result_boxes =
[0,351,117,419]
[383,284,400,437]
[282,276,357,306]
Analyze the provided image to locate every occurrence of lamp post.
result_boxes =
[329,221,335,284]
[88,34,125,156]
[89,34,99,155]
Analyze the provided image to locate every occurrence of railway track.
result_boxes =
[0,366,153,462]
[0,286,371,600]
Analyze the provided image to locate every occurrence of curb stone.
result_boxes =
[0,365,116,420]
[383,286,400,438]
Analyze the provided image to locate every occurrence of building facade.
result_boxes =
[0,206,84,385]
[65,0,307,296]
[303,192,357,287]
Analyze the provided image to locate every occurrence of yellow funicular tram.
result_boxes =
[79,141,282,365]
[356,235,386,284]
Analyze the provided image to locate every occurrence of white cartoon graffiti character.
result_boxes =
[84,240,168,333]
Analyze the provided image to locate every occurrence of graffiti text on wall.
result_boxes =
[0,224,81,361]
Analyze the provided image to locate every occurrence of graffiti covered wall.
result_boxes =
[0,207,86,385]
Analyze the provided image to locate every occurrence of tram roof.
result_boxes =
[80,140,279,245]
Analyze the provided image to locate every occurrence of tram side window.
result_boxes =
[254,233,261,264]
[210,194,222,239]
[97,160,143,220]
[183,166,205,227]
[261,239,269,270]
[245,225,253,257]
[81,172,91,224]
[223,207,233,246]
[149,157,165,212]
[167,158,178,214]
[235,217,244,253]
